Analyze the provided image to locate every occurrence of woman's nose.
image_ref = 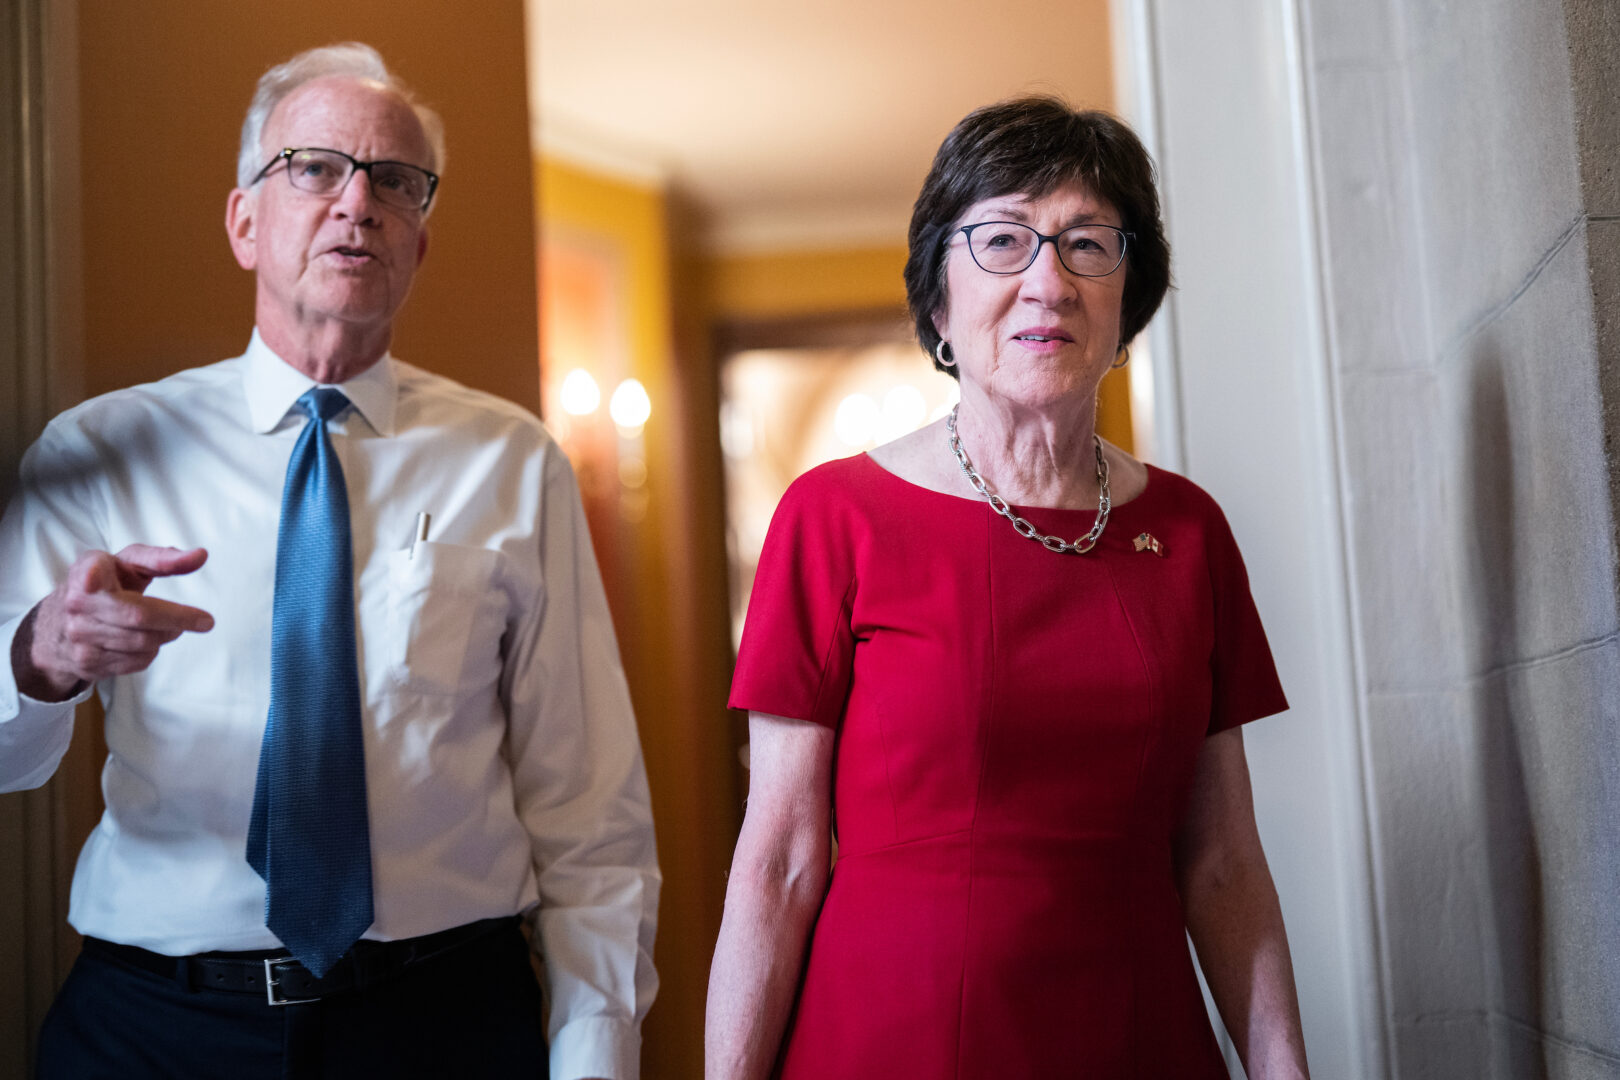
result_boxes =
[1019,240,1077,302]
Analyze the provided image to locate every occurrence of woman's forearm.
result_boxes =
[710,714,836,1078]
[705,856,827,1080]
[1182,858,1310,1080]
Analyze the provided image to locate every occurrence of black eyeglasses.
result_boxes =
[250,147,439,212]
[957,221,1132,278]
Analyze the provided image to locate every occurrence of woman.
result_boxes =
[706,97,1311,1079]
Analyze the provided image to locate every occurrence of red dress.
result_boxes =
[729,454,1289,1079]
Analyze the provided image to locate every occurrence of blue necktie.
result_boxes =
[247,387,374,978]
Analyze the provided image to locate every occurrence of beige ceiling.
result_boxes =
[529,0,1115,251]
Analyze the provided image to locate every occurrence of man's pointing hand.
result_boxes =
[13,545,214,702]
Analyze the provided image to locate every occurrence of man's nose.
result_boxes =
[329,168,381,221]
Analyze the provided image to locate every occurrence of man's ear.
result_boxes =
[225,188,257,270]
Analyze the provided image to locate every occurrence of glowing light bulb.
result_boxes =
[610,378,652,432]
[880,384,928,440]
[559,369,601,415]
[834,393,880,447]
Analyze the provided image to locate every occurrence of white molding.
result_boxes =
[1278,0,1391,1074]
[1110,0,1186,471]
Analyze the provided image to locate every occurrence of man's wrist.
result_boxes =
[548,1014,640,1080]
[11,605,85,703]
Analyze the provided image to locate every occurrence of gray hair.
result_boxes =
[236,42,447,190]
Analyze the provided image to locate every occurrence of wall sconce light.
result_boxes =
[560,368,602,415]
[610,378,652,436]
[834,392,879,448]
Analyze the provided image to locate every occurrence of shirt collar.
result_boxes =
[242,328,399,437]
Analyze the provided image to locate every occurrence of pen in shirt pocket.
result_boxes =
[410,511,432,558]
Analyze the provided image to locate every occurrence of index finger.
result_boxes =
[95,592,215,634]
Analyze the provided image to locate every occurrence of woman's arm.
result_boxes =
[1174,727,1311,1080]
[706,712,836,1080]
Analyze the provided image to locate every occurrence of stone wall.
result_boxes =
[1304,0,1620,1074]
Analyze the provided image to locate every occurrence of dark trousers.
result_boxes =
[37,922,549,1079]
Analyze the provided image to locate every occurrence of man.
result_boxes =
[0,43,657,1079]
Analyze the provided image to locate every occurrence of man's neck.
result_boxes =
[256,317,391,385]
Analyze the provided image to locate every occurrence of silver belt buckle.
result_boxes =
[264,958,319,1006]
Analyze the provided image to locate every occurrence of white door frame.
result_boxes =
[1110,2,1389,1076]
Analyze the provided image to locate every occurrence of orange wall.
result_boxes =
[1097,361,1134,454]
[76,2,538,408]
[709,245,910,318]
[539,156,741,1080]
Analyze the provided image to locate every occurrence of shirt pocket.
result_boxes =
[384,542,508,697]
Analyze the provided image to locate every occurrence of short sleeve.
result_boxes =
[1203,503,1289,734]
[728,468,859,729]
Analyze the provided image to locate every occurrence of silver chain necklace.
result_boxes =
[946,404,1111,554]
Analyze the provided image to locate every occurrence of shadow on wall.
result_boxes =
[1462,346,1548,1079]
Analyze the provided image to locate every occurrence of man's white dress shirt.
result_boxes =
[0,331,660,1080]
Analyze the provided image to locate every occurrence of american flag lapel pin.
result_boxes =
[1133,532,1166,557]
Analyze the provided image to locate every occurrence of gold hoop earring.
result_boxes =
[1110,345,1130,370]
[935,340,957,368]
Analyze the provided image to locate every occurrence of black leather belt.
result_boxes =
[84,916,518,1006]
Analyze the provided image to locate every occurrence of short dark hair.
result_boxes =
[904,97,1171,375]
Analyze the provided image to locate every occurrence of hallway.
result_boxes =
[1,0,1616,1076]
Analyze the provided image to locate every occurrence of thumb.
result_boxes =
[113,545,209,589]
[69,550,127,595]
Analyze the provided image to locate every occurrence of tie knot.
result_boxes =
[300,387,351,424]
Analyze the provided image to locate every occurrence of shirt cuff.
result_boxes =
[0,611,92,792]
[549,1015,641,1080]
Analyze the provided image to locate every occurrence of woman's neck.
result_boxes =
[951,390,1103,510]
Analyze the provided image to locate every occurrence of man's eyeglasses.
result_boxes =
[957,222,1132,278]
[250,147,439,212]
